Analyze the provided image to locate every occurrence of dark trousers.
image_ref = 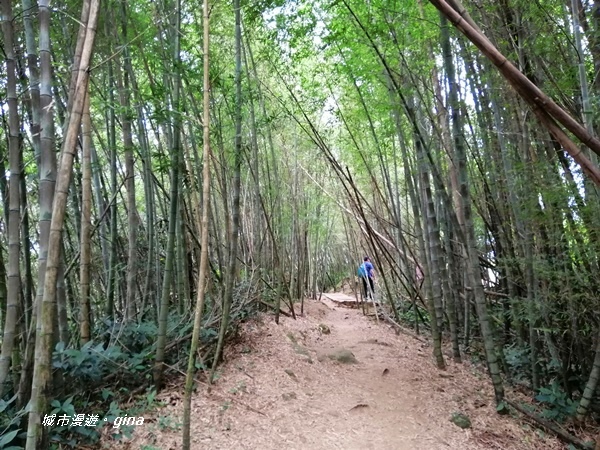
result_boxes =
[361,276,374,299]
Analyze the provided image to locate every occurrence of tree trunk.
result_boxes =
[26,0,100,446]
[416,125,445,338]
[183,0,211,445]
[117,2,139,321]
[0,0,22,397]
[79,92,92,345]
[576,334,600,422]
[210,0,243,378]
[154,0,182,391]
[106,55,118,319]
[20,0,41,334]
[440,14,505,404]
[411,100,445,370]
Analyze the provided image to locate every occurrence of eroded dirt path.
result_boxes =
[117,297,560,450]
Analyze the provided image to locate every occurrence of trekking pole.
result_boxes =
[366,278,379,324]
[360,274,367,315]
[370,278,379,324]
[356,265,361,311]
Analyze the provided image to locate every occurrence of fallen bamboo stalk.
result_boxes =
[505,398,594,449]
[259,299,292,317]
[379,310,425,342]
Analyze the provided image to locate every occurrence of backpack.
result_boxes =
[357,263,367,278]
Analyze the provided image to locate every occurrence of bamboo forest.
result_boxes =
[2,0,600,448]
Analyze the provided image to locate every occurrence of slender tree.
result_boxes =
[79,92,92,345]
[183,0,211,445]
[440,13,504,404]
[26,0,100,445]
[210,0,243,378]
[154,0,182,391]
[0,0,23,398]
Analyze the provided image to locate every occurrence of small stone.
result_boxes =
[318,324,331,334]
[450,412,471,429]
[327,348,358,364]
[297,353,313,364]
[282,392,297,401]
[293,344,309,356]
[284,369,298,381]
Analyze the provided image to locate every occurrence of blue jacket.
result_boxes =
[358,261,374,278]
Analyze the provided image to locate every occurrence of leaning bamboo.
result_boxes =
[429,0,600,186]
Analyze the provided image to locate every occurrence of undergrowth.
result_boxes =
[1,289,261,450]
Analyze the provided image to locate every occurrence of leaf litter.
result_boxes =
[105,297,567,450]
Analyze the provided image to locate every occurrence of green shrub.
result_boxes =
[535,381,577,422]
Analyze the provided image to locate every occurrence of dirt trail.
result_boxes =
[118,297,561,450]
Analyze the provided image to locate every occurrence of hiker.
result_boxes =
[358,256,375,300]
